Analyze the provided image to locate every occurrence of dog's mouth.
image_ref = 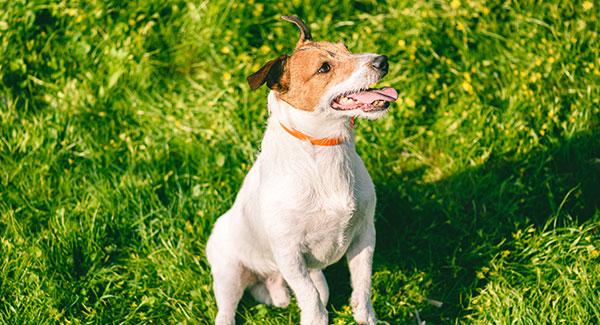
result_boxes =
[331,87,398,112]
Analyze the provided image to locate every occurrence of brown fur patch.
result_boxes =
[247,54,289,92]
[278,41,359,111]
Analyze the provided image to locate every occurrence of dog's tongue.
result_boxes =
[347,87,398,104]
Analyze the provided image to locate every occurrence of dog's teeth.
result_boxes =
[339,97,352,104]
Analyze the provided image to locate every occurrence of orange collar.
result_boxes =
[279,118,355,146]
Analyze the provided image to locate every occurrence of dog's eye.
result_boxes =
[318,62,331,73]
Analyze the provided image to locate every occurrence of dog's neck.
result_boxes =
[263,91,357,197]
[266,91,354,143]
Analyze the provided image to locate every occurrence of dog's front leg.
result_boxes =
[273,247,327,325]
[346,222,376,325]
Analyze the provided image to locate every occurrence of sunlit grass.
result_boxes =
[1,0,598,323]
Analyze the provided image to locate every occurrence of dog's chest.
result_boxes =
[299,151,374,268]
[301,208,359,268]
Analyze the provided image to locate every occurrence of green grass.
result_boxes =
[1,0,598,323]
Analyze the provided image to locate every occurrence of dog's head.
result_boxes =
[248,16,397,119]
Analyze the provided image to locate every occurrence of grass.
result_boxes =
[0,0,598,323]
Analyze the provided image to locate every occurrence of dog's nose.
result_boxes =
[372,55,389,76]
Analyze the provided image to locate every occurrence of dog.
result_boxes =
[206,16,398,325]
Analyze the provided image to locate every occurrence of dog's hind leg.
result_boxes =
[249,273,290,307]
[249,281,272,305]
[207,214,254,325]
[210,261,254,325]
[266,273,291,307]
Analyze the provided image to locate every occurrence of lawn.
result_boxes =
[1,0,598,323]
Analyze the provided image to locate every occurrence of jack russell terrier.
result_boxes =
[206,16,398,325]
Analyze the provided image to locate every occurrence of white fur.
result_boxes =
[206,53,383,325]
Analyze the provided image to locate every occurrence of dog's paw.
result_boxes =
[352,299,376,325]
[353,311,377,325]
[300,309,328,325]
[215,313,236,325]
[271,295,290,308]
[266,276,291,308]
[354,313,376,325]
[353,310,376,325]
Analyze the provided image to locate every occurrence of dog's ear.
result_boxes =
[247,54,288,92]
[281,15,312,48]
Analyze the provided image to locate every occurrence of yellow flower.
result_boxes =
[583,1,593,11]
[253,4,264,16]
[405,98,416,108]
[220,46,230,54]
[529,74,538,83]
[450,0,461,9]
[461,80,473,94]
[482,7,490,15]
[397,39,406,48]
[548,57,556,63]
[223,72,231,81]
[185,221,193,233]
[65,8,78,16]
[259,45,270,55]
[238,52,250,62]
[457,22,465,31]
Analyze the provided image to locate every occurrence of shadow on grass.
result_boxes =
[325,130,599,323]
